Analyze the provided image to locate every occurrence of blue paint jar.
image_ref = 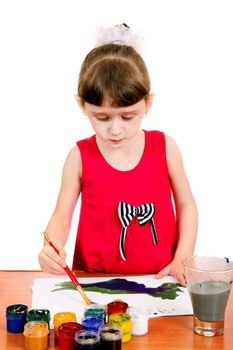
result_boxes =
[81,316,104,332]
[6,304,28,333]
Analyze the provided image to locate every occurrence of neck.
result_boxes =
[96,130,145,171]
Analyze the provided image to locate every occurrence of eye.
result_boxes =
[121,115,134,120]
[95,115,110,121]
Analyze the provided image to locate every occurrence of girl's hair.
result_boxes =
[78,43,151,107]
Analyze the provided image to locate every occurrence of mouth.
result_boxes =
[109,138,125,144]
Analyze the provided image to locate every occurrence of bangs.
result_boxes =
[78,59,150,107]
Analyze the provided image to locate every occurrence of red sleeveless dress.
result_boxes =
[72,130,177,273]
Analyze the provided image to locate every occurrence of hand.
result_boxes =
[39,243,67,275]
[155,259,186,285]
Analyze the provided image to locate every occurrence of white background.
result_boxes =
[0,0,233,270]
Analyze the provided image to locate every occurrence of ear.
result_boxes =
[145,93,155,113]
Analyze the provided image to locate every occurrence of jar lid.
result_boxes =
[84,304,105,311]
[109,313,131,324]
[82,316,103,330]
[6,304,28,318]
[27,309,50,321]
[23,321,49,337]
[58,321,82,336]
[127,307,148,319]
[75,330,100,345]
[107,300,128,313]
[99,325,122,341]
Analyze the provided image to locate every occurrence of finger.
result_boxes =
[39,253,65,274]
[155,267,171,279]
[177,273,186,285]
[49,242,67,260]
[44,245,67,268]
[46,243,67,261]
[40,257,66,275]
[39,248,67,274]
[169,268,186,285]
[58,248,67,260]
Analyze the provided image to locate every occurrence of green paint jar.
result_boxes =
[84,304,106,322]
[27,309,51,328]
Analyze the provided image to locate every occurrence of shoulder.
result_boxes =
[164,134,184,173]
[63,145,82,179]
[65,134,95,166]
[66,145,81,163]
[165,134,180,151]
[144,130,183,169]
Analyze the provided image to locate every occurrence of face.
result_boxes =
[79,96,153,149]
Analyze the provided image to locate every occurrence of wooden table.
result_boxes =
[0,271,232,349]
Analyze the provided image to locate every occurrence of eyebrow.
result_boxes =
[91,110,138,117]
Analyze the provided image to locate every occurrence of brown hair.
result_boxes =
[78,44,151,107]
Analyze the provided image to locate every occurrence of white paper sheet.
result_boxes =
[31,275,193,328]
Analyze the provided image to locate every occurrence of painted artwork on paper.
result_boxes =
[31,275,193,327]
[52,278,184,300]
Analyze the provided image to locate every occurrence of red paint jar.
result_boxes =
[106,300,128,317]
[58,322,82,350]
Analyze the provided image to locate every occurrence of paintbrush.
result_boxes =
[43,231,91,305]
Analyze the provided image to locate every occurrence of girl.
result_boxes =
[39,24,198,284]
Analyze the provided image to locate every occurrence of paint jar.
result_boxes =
[84,304,106,323]
[23,320,49,350]
[58,322,82,350]
[53,312,77,338]
[127,307,148,336]
[6,304,28,333]
[81,316,104,332]
[74,330,101,349]
[99,325,122,350]
[27,309,51,328]
[106,300,128,318]
[109,313,132,343]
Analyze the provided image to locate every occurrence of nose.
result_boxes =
[109,117,122,136]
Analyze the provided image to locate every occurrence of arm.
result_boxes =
[155,134,198,284]
[39,145,82,274]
